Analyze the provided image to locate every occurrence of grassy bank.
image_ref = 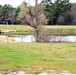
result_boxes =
[0,25,76,35]
[0,25,34,35]
[0,43,76,73]
[42,26,76,35]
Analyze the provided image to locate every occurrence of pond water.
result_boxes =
[9,35,35,42]
[9,35,76,42]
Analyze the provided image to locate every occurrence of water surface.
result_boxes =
[9,35,76,42]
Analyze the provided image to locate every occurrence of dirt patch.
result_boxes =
[1,29,16,33]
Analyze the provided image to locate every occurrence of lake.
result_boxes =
[8,35,76,42]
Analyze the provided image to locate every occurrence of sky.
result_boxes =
[0,0,76,7]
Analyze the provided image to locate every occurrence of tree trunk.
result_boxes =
[35,28,39,42]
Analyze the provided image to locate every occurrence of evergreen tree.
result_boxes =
[43,0,72,24]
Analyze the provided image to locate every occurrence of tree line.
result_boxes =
[0,0,76,25]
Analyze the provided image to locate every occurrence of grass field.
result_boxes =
[0,25,76,73]
[0,25,33,31]
[0,25,76,30]
[0,25,34,34]
[0,25,76,35]
[0,43,76,73]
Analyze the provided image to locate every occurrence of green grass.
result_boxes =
[0,25,33,31]
[0,43,76,73]
[41,26,76,35]
[44,25,76,29]
[0,25,35,34]
[0,25,76,30]
[0,25,76,35]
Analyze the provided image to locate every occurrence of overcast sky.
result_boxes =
[0,0,76,7]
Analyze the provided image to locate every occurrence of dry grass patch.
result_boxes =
[0,35,14,42]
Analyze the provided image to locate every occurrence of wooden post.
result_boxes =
[21,35,23,42]
[6,35,9,43]
[31,35,32,42]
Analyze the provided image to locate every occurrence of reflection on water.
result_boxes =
[10,35,35,42]
[50,36,76,42]
[9,35,76,42]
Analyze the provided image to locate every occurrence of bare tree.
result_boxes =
[19,0,47,42]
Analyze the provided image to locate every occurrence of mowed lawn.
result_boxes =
[0,25,33,31]
[0,25,76,31]
[0,25,76,35]
[0,43,76,73]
